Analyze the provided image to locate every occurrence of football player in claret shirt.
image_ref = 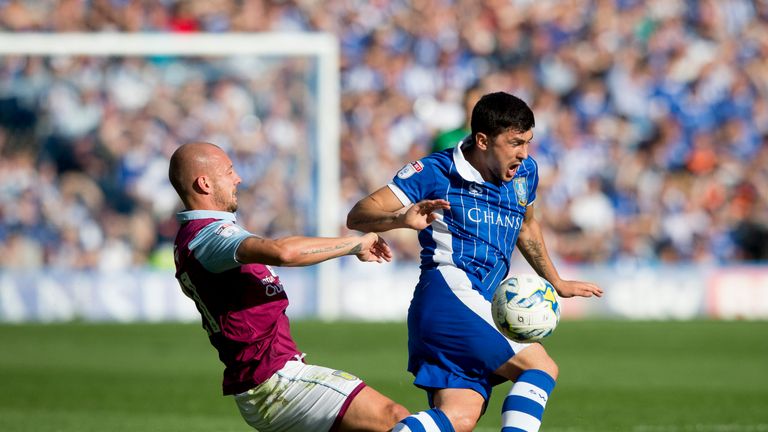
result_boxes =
[169,142,408,432]
[347,92,603,432]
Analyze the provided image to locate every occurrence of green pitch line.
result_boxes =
[0,320,766,431]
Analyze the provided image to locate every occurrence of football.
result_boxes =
[491,273,561,342]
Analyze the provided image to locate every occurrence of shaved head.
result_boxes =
[169,142,241,211]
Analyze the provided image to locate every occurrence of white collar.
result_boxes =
[176,210,237,223]
[453,139,485,184]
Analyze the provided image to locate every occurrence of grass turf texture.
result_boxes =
[0,320,766,432]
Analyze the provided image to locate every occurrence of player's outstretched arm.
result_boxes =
[347,186,450,233]
[236,232,392,267]
[516,205,603,299]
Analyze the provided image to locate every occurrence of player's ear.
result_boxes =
[193,175,212,194]
[475,132,489,150]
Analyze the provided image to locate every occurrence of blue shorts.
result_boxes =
[407,267,530,401]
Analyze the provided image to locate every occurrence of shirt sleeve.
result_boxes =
[188,221,255,273]
[390,158,439,205]
[527,158,539,206]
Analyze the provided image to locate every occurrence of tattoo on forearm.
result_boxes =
[350,211,402,229]
[357,215,398,227]
[301,242,354,256]
[381,214,400,224]
[523,239,547,270]
[301,241,362,256]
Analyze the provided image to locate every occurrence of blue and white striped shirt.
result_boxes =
[390,141,539,299]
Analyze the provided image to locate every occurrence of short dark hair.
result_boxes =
[470,92,535,139]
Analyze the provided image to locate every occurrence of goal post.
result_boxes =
[0,32,343,319]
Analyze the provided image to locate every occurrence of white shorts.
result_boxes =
[234,360,366,432]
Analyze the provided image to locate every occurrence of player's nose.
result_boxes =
[519,143,529,159]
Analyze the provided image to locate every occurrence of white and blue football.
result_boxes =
[491,273,561,343]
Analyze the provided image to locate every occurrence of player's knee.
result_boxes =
[439,408,480,432]
[448,413,479,432]
[386,401,410,425]
[531,346,558,380]
[502,343,559,380]
[540,356,559,380]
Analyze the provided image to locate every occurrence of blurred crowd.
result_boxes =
[0,54,317,270]
[1,0,767,270]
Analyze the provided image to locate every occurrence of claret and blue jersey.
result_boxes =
[389,141,539,300]
[173,210,301,395]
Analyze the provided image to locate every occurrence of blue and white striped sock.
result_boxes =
[392,408,455,432]
[501,369,556,432]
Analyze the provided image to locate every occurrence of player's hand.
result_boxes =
[355,233,393,263]
[401,199,451,230]
[553,279,603,298]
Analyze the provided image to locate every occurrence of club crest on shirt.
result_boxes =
[468,183,483,197]
[513,177,528,206]
[215,224,240,238]
[397,161,424,179]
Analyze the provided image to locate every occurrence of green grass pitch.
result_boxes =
[1,320,766,431]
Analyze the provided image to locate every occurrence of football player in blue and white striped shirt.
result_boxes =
[347,92,603,432]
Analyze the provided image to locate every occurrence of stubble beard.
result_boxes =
[224,193,238,213]
[213,187,238,213]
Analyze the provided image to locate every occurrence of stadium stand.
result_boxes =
[0,0,766,270]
